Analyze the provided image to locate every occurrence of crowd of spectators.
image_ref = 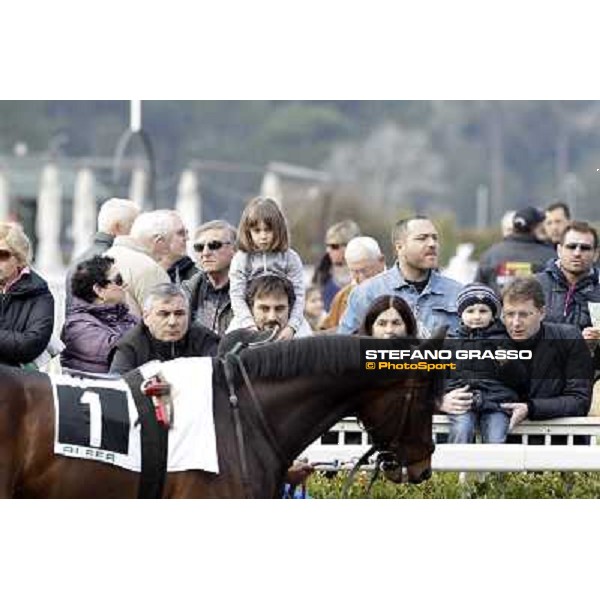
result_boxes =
[2,194,599,456]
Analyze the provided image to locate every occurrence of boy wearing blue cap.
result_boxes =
[446,283,526,443]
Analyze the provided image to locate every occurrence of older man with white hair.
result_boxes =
[66,197,140,310]
[320,236,385,330]
[104,210,172,317]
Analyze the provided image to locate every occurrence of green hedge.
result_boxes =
[305,471,600,499]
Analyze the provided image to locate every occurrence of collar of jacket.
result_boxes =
[111,235,155,259]
[168,255,196,282]
[2,268,49,296]
[546,259,599,290]
[392,264,445,295]
[506,232,550,246]
[145,325,190,358]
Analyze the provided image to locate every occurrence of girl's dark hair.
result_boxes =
[71,255,115,303]
[358,294,418,337]
[237,196,289,253]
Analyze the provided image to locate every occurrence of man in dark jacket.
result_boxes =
[476,206,556,294]
[109,282,219,375]
[535,221,600,369]
[0,223,54,367]
[184,220,236,335]
[499,277,593,428]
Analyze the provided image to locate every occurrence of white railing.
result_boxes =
[299,416,600,471]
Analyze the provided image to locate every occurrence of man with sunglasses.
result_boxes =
[183,221,237,335]
[536,221,600,368]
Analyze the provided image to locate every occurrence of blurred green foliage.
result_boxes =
[306,471,600,499]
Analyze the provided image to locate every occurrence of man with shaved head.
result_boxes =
[338,216,461,337]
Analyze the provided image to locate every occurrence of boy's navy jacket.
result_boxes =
[444,320,528,410]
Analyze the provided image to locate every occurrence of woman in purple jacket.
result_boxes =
[61,255,138,373]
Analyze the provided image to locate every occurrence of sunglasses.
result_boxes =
[193,240,232,252]
[0,249,13,261]
[106,273,124,287]
[564,243,594,252]
[326,243,343,250]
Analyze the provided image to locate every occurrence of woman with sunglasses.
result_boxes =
[0,223,54,368]
[61,255,138,373]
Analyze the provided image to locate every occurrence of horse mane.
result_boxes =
[237,335,365,380]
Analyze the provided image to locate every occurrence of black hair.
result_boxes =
[71,255,115,303]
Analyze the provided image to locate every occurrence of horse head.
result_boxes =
[358,327,447,485]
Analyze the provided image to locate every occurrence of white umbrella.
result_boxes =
[71,167,96,258]
[35,163,63,274]
[176,169,201,241]
[0,169,9,222]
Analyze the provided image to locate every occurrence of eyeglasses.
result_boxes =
[0,249,13,261]
[193,240,232,252]
[502,310,537,320]
[106,273,124,287]
[563,242,594,252]
[326,243,343,250]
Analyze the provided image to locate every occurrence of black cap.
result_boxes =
[513,206,545,233]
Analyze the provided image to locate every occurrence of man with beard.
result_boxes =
[338,216,461,337]
[536,221,600,339]
[220,273,313,494]
[246,274,313,338]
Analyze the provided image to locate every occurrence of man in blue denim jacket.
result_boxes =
[338,216,462,337]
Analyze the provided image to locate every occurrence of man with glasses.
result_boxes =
[536,222,600,338]
[441,277,593,430]
[536,221,600,406]
[183,221,236,335]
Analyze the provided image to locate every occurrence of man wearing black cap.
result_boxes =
[475,206,556,294]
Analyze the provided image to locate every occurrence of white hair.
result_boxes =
[501,210,516,237]
[130,210,179,243]
[344,236,382,263]
[143,282,190,312]
[97,198,140,234]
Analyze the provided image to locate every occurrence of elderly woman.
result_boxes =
[0,222,54,368]
[358,294,418,338]
[61,255,138,373]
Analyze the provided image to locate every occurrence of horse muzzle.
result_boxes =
[381,456,432,485]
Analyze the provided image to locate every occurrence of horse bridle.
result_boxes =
[220,349,290,499]
[342,386,435,497]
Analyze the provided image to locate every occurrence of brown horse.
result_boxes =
[0,335,443,498]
